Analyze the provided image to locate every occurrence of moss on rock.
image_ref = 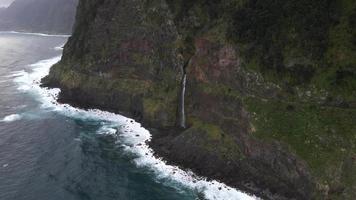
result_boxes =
[244,96,356,197]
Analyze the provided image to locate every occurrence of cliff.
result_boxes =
[0,0,78,34]
[43,0,356,199]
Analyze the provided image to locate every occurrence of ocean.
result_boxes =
[0,32,256,200]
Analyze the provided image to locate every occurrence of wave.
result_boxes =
[54,44,65,51]
[0,31,70,37]
[4,70,27,78]
[13,55,259,200]
[1,114,22,122]
[13,56,61,92]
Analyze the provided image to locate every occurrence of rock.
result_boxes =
[42,0,356,199]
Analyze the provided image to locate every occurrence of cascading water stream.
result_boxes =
[179,73,187,128]
[177,57,190,129]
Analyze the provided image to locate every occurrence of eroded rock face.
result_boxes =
[45,0,181,127]
[172,37,314,199]
[43,0,356,199]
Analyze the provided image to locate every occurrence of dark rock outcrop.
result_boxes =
[43,0,356,199]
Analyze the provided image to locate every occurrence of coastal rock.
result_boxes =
[43,0,356,199]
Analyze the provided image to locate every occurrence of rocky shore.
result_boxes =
[42,83,312,200]
[43,0,356,199]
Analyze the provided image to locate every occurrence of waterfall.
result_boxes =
[178,73,187,128]
[177,59,190,129]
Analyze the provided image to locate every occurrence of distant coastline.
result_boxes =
[0,0,77,35]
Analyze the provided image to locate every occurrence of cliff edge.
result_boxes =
[43,0,356,199]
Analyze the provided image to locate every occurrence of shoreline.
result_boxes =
[51,80,301,200]
[14,54,258,200]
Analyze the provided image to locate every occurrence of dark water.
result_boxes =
[0,32,197,200]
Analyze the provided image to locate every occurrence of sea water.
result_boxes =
[0,32,257,200]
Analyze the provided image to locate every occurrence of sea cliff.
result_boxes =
[43,0,356,199]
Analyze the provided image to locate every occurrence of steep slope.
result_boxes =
[0,0,78,34]
[43,0,356,199]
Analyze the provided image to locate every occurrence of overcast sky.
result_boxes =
[0,0,14,7]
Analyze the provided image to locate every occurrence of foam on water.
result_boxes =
[13,54,259,200]
[54,44,65,51]
[97,126,118,135]
[0,31,70,38]
[1,114,22,122]
[4,70,27,78]
[14,56,61,92]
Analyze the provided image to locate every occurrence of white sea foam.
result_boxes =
[4,70,27,78]
[13,56,61,92]
[0,31,70,37]
[1,114,22,122]
[13,55,259,200]
[54,43,66,51]
[97,126,118,135]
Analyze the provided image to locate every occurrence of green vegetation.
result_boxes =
[48,64,152,94]
[245,97,356,190]
[197,82,242,100]
[165,0,356,102]
[229,0,356,100]
[230,0,334,80]
[45,0,356,197]
[185,118,244,161]
[142,94,177,127]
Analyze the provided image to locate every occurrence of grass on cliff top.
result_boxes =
[244,97,356,185]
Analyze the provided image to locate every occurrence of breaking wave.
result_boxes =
[13,55,258,200]
[1,114,22,122]
[54,43,65,51]
[0,31,70,37]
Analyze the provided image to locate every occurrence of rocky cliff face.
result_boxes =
[0,0,78,34]
[43,0,356,199]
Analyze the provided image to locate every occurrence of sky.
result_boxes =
[0,0,14,7]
